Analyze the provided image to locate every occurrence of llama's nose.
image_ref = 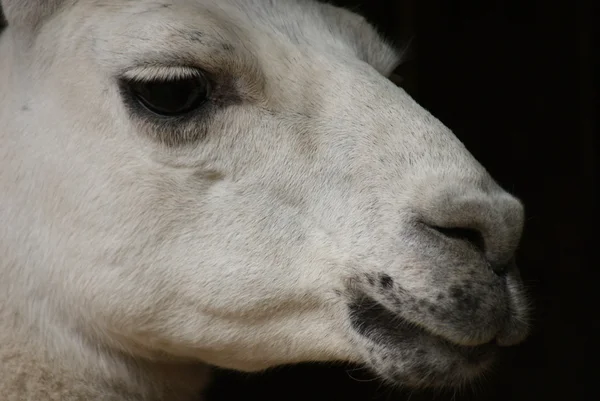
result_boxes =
[417,181,525,274]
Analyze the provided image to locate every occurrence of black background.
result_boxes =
[1,1,595,400]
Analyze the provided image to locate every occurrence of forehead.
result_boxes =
[67,0,400,75]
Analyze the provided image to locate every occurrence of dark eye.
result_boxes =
[127,71,210,117]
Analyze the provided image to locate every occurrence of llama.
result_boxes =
[0,0,530,399]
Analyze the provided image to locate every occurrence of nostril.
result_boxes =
[427,224,512,276]
[490,258,515,276]
[429,225,486,254]
[414,182,524,276]
[490,263,509,276]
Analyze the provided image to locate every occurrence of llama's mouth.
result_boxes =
[348,294,498,387]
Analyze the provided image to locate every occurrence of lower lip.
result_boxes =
[349,294,499,363]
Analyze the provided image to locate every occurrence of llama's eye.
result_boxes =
[126,72,210,117]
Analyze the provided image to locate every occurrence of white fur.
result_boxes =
[0,0,530,399]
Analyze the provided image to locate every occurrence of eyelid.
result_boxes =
[120,65,203,82]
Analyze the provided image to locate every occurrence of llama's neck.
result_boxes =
[0,300,210,401]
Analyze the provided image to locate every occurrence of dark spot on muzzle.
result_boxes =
[379,274,394,289]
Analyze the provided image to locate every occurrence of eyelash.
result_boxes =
[120,65,203,82]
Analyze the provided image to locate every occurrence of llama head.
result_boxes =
[0,0,529,389]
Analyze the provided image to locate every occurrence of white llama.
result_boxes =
[0,0,530,400]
